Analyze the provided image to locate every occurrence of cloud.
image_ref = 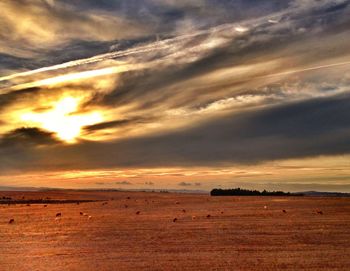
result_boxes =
[7,91,350,170]
[1,127,60,146]
[178,181,201,186]
[0,0,350,176]
[115,181,133,185]
[178,182,192,187]
[0,0,150,58]
[83,117,154,134]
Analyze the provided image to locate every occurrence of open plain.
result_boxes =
[0,191,350,271]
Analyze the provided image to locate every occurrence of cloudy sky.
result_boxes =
[1,0,350,191]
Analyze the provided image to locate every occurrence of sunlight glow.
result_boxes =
[21,97,102,142]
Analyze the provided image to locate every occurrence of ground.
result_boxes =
[0,191,350,270]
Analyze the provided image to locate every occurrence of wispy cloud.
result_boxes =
[178,182,192,187]
[0,0,150,58]
[115,181,133,185]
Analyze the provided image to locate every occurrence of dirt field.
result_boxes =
[0,191,350,271]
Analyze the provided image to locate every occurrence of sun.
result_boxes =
[20,96,102,143]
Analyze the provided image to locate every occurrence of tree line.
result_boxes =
[210,188,302,196]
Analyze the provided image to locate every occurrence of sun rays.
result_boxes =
[20,96,103,143]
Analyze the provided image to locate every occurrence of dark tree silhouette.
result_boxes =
[210,188,301,196]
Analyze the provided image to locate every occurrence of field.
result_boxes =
[1,191,350,270]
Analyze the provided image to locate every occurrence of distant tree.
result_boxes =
[210,188,297,196]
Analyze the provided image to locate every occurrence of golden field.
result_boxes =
[0,191,350,270]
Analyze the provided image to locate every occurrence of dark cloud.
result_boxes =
[84,120,133,132]
[59,0,291,34]
[83,117,153,132]
[1,92,350,172]
[323,1,349,13]
[118,92,350,165]
[1,127,60,147]
[0,54,37,73]
[0,87,42,111]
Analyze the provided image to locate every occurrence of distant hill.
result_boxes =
[0,186,208,194]
[0,186,40,191]
[299,191,350,197]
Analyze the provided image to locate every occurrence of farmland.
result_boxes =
[0,191,350,270]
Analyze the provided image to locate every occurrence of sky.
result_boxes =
[1,0,350,192]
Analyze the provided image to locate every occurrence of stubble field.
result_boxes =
[0,190,350,270]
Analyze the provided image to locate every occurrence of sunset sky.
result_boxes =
[1,0,350,191]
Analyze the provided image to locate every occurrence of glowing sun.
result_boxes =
[21,96,102,142]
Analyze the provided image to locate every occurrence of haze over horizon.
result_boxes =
[1,0,350,192]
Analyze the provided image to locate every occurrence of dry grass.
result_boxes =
[0,191,350,270]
